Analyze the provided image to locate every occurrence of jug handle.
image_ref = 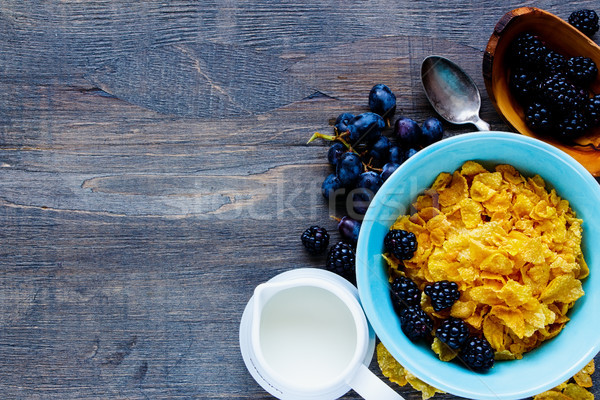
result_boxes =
[348,363,404,400]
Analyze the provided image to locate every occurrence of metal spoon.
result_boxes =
[421,55,490,131]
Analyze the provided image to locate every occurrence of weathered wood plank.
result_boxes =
[1,1,599,399]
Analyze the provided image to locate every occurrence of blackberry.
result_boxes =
[509,67,541,101]
[398,305,433,342]
[586,94,600,126]
[566,56,598,87]
[326,241,355,282]
[460,336,495,372]
[301,226,330,254]
[524,102,554,134]
[573,87,591,111]
[509,32,547,68]
[424,280,460,312]
[556,110,589,141]
[384,229,418,260]
[390,276,421,309]
[568,9,599,38]
[541,50,567,75]
[540,75,579,111]
[436,318,470,350]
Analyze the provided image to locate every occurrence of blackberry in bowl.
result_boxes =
[483,7,600,176]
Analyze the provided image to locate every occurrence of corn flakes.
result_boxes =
[377,342,445,400]
[377,342,596,399]
[534,360,596,399]
[386,161,587,359]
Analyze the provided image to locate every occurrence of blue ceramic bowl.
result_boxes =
[356,132,600,399]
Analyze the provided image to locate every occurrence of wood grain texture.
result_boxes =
[1,1,599,399]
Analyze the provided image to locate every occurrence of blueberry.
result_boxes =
[381,162,400,181]
[327,142,346,166]
[338,216,361,244]
[322,173,343,200]
[394,117,422,147]
[369,84,397,118]
[334,112,355,134]
[421,118,444,146]
[349,112,385,144]
[404,148,418,159]
[366,135,391,167]
[346,124,361,143]
[352,171,383,214]
[388,145,407,164]
[336,152,363,187]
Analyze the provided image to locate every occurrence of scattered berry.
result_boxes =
[394,117,422,147]
[381,162,400,181]
[421,117,444,146]
[352,171,383,214]
[436,318,470,350]
[388,145,407,164]
[369,84,397,119]
[399,305,433,342]
[390,276,421,309]
[301,226,330,255]
[321,173,343,200]
[338,216,361,244]
[349,112,385,144]
[460,336,495,372]
[566,56,598,87]
[367,135,391,167]
[334,112,355,134]
[568,9,599,38]
[327,142,346,167]
[326,241,356,282]
[384,229,418,260]
[424,280,460,312]
[336,152,363,187]
[404,148,418,160]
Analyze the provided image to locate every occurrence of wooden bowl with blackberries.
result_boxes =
[483,7,600,176]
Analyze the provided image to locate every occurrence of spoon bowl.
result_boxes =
[421,55,490,131]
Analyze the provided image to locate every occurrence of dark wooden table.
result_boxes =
[2,1,599,399]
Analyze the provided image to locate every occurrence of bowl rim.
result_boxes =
[356,131,600,399]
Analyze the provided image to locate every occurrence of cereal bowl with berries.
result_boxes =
[356,131,600,399]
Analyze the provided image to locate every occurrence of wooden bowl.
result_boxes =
[483,7,600,176]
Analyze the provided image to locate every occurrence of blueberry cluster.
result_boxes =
[303,86,443,284]
[390,274,494,372]
[313,84,444,219]
[507,26,600,143]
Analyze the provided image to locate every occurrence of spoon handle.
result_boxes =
[473,117,490,131]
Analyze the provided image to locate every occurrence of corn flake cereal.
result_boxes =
[377,342,445,399]
[387,162,587,359]
[534,360,596,399]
